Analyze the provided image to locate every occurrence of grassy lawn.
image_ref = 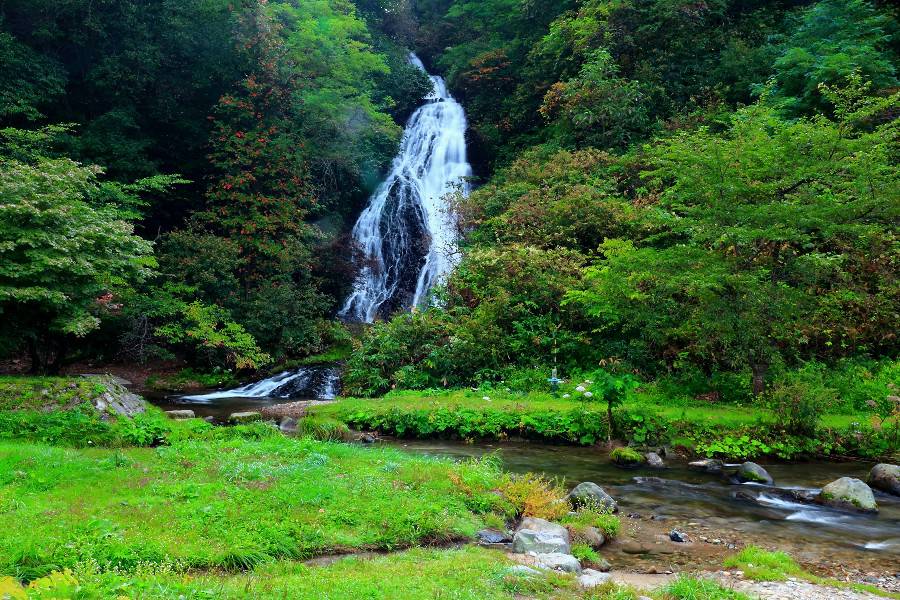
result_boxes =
[0,424,529,579]
[1,546,583,599]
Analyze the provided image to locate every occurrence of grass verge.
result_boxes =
[724,546,900,599]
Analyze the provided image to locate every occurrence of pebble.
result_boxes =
[709,572,889,600]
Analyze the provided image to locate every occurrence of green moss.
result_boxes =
[610,447,644,466]
[0,376,101,412]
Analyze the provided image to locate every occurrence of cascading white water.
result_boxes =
[180,366,340,402]
[340,53,472,322]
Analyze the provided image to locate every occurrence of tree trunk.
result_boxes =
[750,361,768,397]
[28,337,45,374]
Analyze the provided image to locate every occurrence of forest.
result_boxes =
[1,0,899,598]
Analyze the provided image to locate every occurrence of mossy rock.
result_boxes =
[611,447,645,468]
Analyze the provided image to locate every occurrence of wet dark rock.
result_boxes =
[689,458,724,473]
[203,416,216,424]
[669,529,689,543]
[165,409,195,419]
[229,411,262,424]
[358,433,376,444]
[279,417,298,433]
[476,528,511,544]
[627,513,642,519]
[591,557,612,572]
[817,477,878,513]
[645,452,666,469]
[867,463,900,496]
[568,482,617,512]
[734,461,774,485]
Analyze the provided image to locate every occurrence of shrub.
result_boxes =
[765,376,835,436]
[498,472,568,520]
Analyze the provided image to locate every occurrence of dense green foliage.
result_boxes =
[344,0,898,420]
[1,0,898,450]
[0,0,428,371]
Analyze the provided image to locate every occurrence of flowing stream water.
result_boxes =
[340,54,472,322]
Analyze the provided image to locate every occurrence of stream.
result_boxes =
[150,373,900,576]
[383,439,900,575]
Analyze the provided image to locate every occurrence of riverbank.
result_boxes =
[1,376,899,599]
[306,388,898,461]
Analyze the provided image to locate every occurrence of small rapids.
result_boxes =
[180,365,340,402]
[340,53,472,322]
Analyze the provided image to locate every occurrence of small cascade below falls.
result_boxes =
[181,365,341,402]
[340,53,472,322]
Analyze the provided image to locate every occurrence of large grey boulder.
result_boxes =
[512,517,571,554]
[645,452,666,469]
[568,482,618,513]
[867,464,900,497]
[534,552,581,573]
[735,462,774,485]
[818,477,878,513]
[577,569,611,588]
[85,375,146,418]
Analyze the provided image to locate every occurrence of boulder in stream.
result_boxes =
[689,458,724,473]
[817,477,878,513]
[568,482,618,512]
[734,461,773,485]
[476,528,511,544]
[867,464,900,496]
[165,409,195,420]
[229,411,262,424]
[512,517,571,554]
[645,452,666,469]
[611,447,645,468]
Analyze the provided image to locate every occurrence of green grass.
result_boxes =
[0,422,544,581]
[308,387,893,459]
[661,576,752,600]
[723,546,900,600]
[723,546,802,581]
[0,546,582,599]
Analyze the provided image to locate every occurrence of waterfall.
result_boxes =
[339,53,472,322]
